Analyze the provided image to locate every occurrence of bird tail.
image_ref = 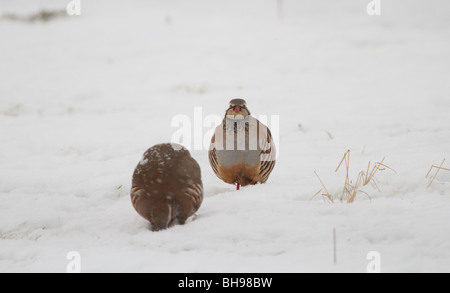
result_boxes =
[150,202,172,231]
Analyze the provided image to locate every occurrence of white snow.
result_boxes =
[1,0,450,273]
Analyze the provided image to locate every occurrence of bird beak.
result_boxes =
[234,106,241,112]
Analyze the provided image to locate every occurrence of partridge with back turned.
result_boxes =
[131,143,203,231]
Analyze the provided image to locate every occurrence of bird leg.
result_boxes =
[236,183,240,190]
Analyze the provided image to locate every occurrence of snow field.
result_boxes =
[1,0,450,272]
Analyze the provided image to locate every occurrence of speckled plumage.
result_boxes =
[131,143,203,231]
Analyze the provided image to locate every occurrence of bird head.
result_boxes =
[225,98,250,119]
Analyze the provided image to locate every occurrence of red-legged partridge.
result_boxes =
[209,98,276,190]
[131,143,203,231]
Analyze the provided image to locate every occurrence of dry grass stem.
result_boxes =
[325,130,334,140]
[313,171,334,203]
[426,158,449,188]
[310,188,323,200]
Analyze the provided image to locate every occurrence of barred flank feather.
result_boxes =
[209,147,220,177]
[183,183,203,211]
[259,160,275,183]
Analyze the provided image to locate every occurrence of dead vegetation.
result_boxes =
[1,10,67,23]
[312,150,395,203]
[426,158,450,188]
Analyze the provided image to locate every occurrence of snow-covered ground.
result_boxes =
[1,0,450,273]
